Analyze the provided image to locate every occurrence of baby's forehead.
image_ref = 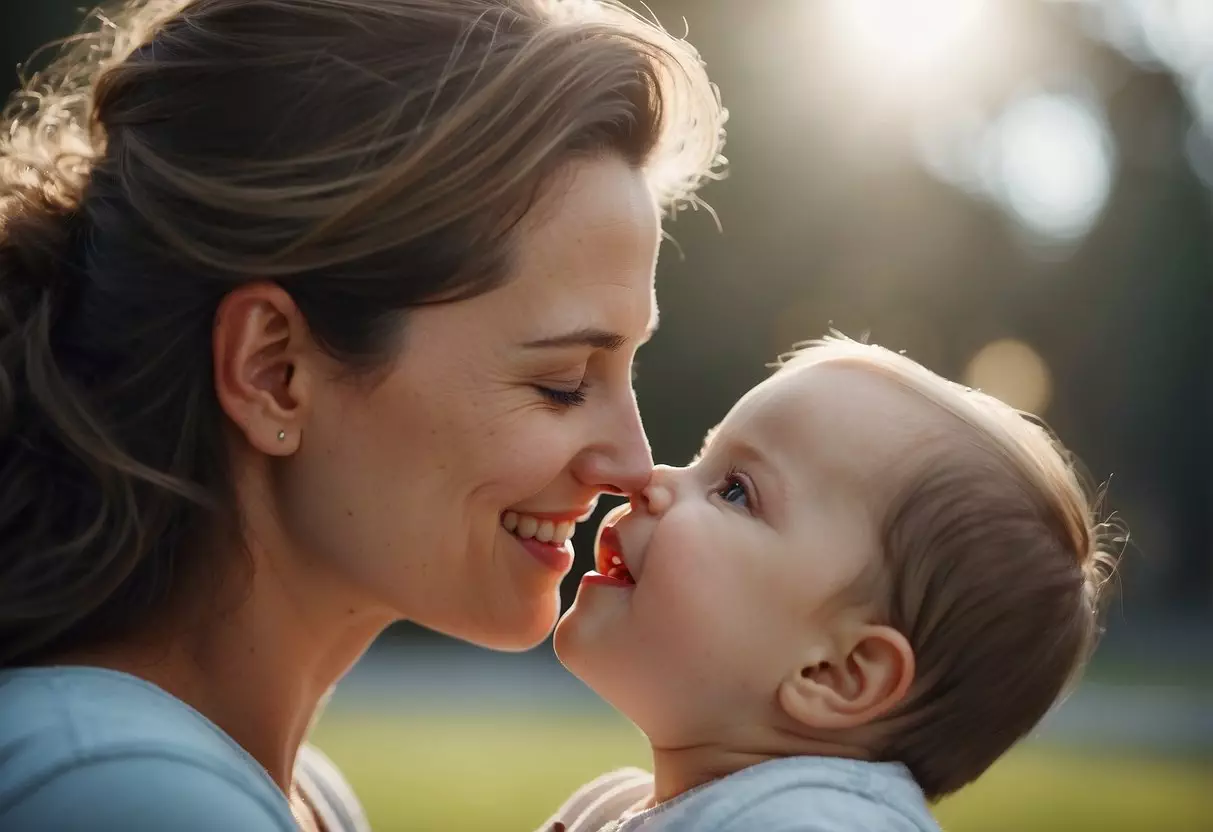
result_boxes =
[718,360,958,485]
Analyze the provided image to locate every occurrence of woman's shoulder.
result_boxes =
[0,666,296,829]
[0,665,271,776]
[538,767,654,832]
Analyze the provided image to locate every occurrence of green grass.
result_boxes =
[311,710,1213,832]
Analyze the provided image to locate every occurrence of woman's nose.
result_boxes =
[572,396,653,495]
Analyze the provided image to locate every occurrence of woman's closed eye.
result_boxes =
[535,383,588,407]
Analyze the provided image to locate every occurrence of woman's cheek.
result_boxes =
[471,419,568,492]
[513,427,583,486]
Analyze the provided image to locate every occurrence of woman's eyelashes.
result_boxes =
[535,382,588,407]
[534,356,637,408]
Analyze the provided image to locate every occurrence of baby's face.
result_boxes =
[554,360,939,745]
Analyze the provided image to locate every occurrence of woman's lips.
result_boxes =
[502,507,589,574]
[513,534,574,574]
[502,504,597,558]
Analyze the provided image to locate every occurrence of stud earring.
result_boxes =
[277,430,287,442]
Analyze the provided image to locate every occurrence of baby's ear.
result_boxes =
[778,626,914,731]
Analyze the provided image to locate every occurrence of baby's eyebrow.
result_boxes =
[691,424,722,465]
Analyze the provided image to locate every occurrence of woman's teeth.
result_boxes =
[502,511,575,545]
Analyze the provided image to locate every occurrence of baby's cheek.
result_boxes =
[641,564,737,649]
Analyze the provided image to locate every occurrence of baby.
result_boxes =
[544,336,1117,832]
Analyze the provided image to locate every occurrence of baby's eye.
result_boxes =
[717,470,752,510]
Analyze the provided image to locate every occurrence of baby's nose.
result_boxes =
[633,465,675,515]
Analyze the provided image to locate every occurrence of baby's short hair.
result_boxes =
[777,335,1119,801]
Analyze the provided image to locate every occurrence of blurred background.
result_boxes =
[4,0,1212,829]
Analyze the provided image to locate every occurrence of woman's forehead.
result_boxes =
[476,160,661,338]
[513,160,660,278]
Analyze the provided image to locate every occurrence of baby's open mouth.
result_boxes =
[594,526,636,585]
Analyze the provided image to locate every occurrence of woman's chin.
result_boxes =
[458,593,562,653]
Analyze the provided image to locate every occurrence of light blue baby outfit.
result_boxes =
[543,756,941,832]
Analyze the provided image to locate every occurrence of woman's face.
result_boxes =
[281,157,660,649]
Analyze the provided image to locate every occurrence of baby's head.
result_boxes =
[555,336,1117,801]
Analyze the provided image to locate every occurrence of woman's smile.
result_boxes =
[502,505,599,572]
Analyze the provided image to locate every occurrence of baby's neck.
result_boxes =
[648,729,872,805]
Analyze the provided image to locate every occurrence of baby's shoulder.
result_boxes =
[634,757,939,832]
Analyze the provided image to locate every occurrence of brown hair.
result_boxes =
[779,337,1119,801]
[0,0,725,667]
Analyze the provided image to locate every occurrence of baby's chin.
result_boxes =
[553,604,691,739]
[551,597,597,674]
[554,599,645,712]
[554,573,618,652]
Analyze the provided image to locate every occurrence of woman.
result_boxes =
[0,0,725,828]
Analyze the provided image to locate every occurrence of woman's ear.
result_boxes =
[778,625,915,732]
[213,282,316,456]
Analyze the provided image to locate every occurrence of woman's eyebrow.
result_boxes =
[521,328,626,351]
[522,309,659,351]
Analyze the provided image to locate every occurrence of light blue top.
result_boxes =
[543,757,941,832]
[0,666,368,831]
